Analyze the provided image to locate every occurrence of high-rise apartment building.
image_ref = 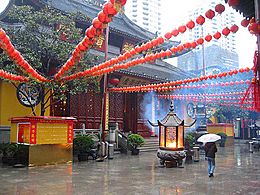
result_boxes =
[178,0,239,74]
[186,1,236,52]
[124,0,162,34]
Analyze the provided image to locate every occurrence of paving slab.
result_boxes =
[0,144,259,195]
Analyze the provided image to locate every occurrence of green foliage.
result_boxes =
[73,135,95,154]
[213,106,256,123]
[184,131,195,148]
[0,5,100,115]
[0,143,20,157]
[127,134,145,149]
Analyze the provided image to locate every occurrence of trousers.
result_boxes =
[207,157,215,175]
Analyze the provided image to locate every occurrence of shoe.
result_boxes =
[209,173,214,177]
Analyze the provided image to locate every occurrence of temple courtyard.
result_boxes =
[0,143,259,195]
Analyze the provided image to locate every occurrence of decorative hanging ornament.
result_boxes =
[164,32,172,40]
[186,20,195,29]
[248,22,260,35]
[103,2,117,17]
[222,27,230,36]
[171,29,179,37]
[215,4,225,14]
[196,38,204,45]
[230,24,239,33]
[92,17,103,29]
[196,15,205,25]
[241,18,250,27]
[213,31,221,39]
[178,25,187,33]
[205,9,215,19]
[205,34,212,42]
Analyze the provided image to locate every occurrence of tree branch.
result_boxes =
[12,83,37,116]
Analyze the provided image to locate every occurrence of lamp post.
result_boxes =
[101,25,110,142]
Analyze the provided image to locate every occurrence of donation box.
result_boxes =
[10,116,76,166]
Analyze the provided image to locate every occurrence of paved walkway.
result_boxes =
[0,144,259,195]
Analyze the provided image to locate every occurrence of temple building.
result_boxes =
[0,0,191,139]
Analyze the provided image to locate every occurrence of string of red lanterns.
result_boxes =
[109,67,252,93]
[0,29,48,82]
[61,23,238,81]
[58,4,228,81]
[54,0,126,80]
[0,69,29,82]
[157,91,246,99]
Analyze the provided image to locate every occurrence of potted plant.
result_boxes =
[0,143,20,165]
[217,132,227,147]
[127,134,145,155]
[73,135,95,161]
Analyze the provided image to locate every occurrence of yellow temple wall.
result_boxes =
[0,81,50,127]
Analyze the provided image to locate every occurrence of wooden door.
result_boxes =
[124,93,137,133]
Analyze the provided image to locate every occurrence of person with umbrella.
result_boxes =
[198,134,221,177]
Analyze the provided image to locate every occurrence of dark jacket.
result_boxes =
[205,142,217,158]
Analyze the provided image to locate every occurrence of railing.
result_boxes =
[115,129,128,154]
[74,128,100,136]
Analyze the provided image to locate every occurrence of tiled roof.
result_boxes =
[43,0,156,41]
[224,0,255,18]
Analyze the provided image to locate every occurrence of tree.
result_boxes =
[0,5,100,116]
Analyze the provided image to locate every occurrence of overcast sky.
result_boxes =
[161,0,257,68]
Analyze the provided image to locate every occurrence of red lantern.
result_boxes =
[230,24,239,33]
[186,20,195,29]
[222,27,230,36]
[157,37,164,44]
[215,4,225,14]
[178,25,186,33]
[98,11,112,24]
[171,29,179,37]
[248,23,260,35]
[191,41,197,48]
[196,15,205,25]
[205,34,212,42]
[0,28,6,39]
[85,26,97,39]
[213,31,221,39]
[92,17,103,29]
[228,0,240,7]
[164,32,172,40]
[241,18,250,27]
[103,2,117,16]
[196,38,204,45]
[205,9,215,19]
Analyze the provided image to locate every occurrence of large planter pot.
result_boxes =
[78,153,88,161]
[131,148,140,155]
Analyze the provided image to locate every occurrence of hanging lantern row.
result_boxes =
[109,65,252,93]
[0,29,48,82]
[240,17,260,35]
[157,91,246,99]
[54,0,126,80]
[158,94,244,101]
[159,95,249,106]
[61,24,239,81]
[0,69,29,82]
[110,78,251,93]
[62,4,227,81]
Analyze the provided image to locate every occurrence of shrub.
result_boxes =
[73,135,95,154]
[127,134,145,149]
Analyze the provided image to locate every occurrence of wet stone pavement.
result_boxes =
[0,144,259,195]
